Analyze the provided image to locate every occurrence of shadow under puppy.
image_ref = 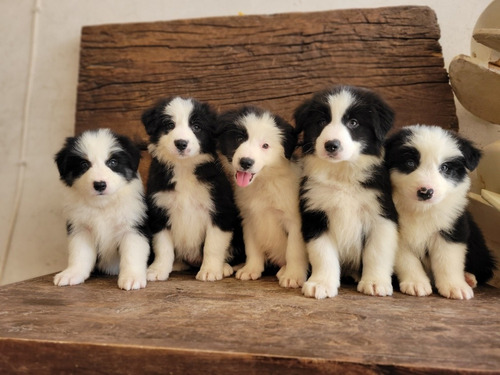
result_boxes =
[54,128,150,290]
[143,97,242,282]
[295,85,398,299]
[385,125,496,299]
[216,106,308,288]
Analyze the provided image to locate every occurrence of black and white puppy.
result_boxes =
[216,106,308,288]
[54,128,150,290]
[385,125,496,299]
[295,85,398,299]
[143,97,240,282]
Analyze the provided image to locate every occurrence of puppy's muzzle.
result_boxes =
[417,187,434,201]
[93,180,107,193]
[324,139,342,154]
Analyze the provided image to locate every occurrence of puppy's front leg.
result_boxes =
[197,224,233,281]
[395,242,432,297]
[118,232,149,290]
[357,217,396,296]
[277,221,308,288]
[236,223,265,280]
[54,230,96,286]
[147,229,175,281]
[302,234,340,299]
[431,236,473,300]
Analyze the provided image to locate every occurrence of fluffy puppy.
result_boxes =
[54,128,150,290]
[216,106,308,288]
[295,85,398,299]
[143,97,240,282]
[385,125,496,299]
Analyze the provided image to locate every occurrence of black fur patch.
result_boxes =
[362,164,399,224]
[299,177,330,242]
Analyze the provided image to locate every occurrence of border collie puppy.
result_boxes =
[216,106,308,288]
[385,125,496,299]
[294,85,398,299]
[54,128,150,290]
[142,97,240,282]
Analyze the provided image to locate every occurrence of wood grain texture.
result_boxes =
[75,6,457,140]
[1,273,499,374]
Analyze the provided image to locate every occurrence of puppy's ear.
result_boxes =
[372,96,395,142]
[274,115,298,160]
[456,135,482,171]
[199,101,218,133]
[293,99,313,134]
[54,137,76,178]
[141,106,160,136]
[116,134,142,173]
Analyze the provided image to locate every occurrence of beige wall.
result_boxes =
[1,0,498,285]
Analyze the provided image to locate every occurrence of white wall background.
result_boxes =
[1,0,498,285]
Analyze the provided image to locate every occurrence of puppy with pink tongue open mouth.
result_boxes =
[216,106,309,288]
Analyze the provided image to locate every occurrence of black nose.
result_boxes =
[239,157,255,170]
[174,139,188,151]
[93,181,107,192]
[325,140,341,153]
[417,187,434,201]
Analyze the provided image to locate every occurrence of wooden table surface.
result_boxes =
[0,272,499,374]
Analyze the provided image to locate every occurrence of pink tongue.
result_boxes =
[236,171,253,187]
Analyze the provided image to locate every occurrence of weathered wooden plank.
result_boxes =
[0,273,499,374]
[75,6,457,145]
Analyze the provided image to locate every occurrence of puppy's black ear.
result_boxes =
[372,96,395,142]
[274,115,298,160]
[142,98,171,136]
[54,137,76,178]
[199,101,218,133]
[293,99,313,134]
[456,135,482,171]
[116,134,142,173]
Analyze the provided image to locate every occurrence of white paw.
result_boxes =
[464,272,477,288]
[357,279,393,296]
[302,278,339,299]
[235,265,263,281]
[146,264,171,281]
[53,269,88,287]
[437,282,474,300]
[276,265,306,288]
[118,271,147,291]
[399,280,432,297]
[196,267,223,282]
[223,263,234,277]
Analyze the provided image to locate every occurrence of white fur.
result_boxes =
[301,91,397,299]
[54,129,149,290]
[224,111,308,288]
[391,125,474,299]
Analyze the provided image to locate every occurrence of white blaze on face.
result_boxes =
[315,90,360,162]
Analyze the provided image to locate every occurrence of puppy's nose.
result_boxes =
[325,139,341,153]
[174,139,188,151]
[417,187,434,201]
[93,181,107,192]
[239,157,255,170]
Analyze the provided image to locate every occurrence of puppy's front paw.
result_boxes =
[399,280,432,297]
[437,282,474,300]
[277,265,306,288]
[118,271,147,291]
[235,265,262,281]
[196,267,223,282]
[223,263,234,277]
[53,269,87,287]
[302,278,339,299]
[357,279,393,296]
[146,264,171,282]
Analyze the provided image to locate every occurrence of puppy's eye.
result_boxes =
[262,143,269,149]
[347,119,359,129]
[80,160,90,169]
[405,160,416,169]
[163,121,175,130]
[318,120,327,127]
[191,124,201,133]
[236,136,245,143]
[439,163,449,173]
[106,158,118,168]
